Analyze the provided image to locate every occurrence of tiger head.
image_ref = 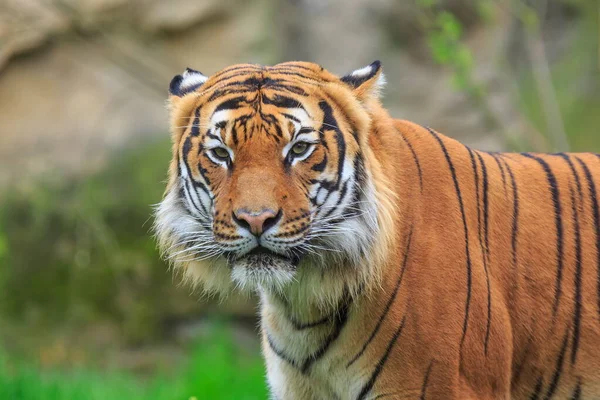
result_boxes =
[155,61,396,301]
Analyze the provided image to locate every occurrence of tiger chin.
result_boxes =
[155,61,600,399]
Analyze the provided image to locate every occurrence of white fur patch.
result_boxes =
[350,65,374,78]
[210,110,230,128]
[231,258,296,292]
[181,68,207,89]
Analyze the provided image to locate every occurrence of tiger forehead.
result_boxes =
[181,63,338,145]
[207,61,333,86]
[207,106,312,145]
[197,63,336,102]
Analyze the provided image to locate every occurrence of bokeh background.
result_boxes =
[0,0,598,398]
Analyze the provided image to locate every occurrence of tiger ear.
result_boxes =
[340,60,385,99]
[169,67,208,98]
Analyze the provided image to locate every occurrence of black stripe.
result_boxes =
[181,180,204,216]
[177,115,208,216]
[265,294,351,374]
[210,65,261,80]
[400,135,423,192]
[501,157,520,298]
[428,128,472,351]
[490,152,508,194]
[288,314,330,330]
[343,154,366,218]
[182,136,209,216]
[323,92,361,142]
[266,332,299,369]
[513,332,534,387]
[318,101,346,208]
[569,185,583,365]
[207,87,253,102]
[214,96,247,112]
[281,112,301,123]
[297,126,315,136]
[264,83,310,96]
[189,107,201,136]
[230,123,240,146]
[575,156,600,321]
[476,152,491,261]
[271,63,319,73]
[322,178,351,219]
[555,154,583,201]
[522,153,565,317]
[206,133,221,142]
[262,93,304,109]
[196,150,213,182]
[530,377,543,400]
[554,154,583,364]
[419,360,434,400]
[543,327,570,400]
[311,154,328,172]
[356,316,406,400]
[474,151,492,354]
[556,154,584,366]
[467,149,483,250]
[467,149,491,354]
[301,294,351,373]
[569,379,582,400]
[207,68,262,85]
[268,70,321,82]
[346,228,413,368]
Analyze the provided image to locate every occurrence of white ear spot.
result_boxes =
[340,60,384,94]
[169,67,208,97]
[351,65,375,78]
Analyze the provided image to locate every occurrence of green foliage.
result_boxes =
[516,5,600,152]
[0,139,268,397]
[418,3,480,93]
[476,0,496,23]
[416,0,598,151]
[0,325,267,400]
[0,139,203,344]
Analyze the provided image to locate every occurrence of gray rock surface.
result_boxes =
[0,0,577,185]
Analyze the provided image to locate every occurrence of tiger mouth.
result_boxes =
[236,247,301,268]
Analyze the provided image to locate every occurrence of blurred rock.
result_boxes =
[0,0,70,69]
[0,0,588,184]
[0,0,270,185]
[138,0,238,33]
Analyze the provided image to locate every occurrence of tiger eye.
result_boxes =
[291,142,309,156]
[212,147,230,160]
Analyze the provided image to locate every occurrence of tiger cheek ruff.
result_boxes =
[155,61,600,399]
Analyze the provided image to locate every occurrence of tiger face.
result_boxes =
[155,61,390,295]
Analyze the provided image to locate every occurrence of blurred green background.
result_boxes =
[0,0,598,398]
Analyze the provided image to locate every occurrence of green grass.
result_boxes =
[0,326,268,400]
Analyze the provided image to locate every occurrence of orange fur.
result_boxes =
[155,61,600,399]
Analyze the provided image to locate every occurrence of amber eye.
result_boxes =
[211,147,230,162]
[290,142,310,157]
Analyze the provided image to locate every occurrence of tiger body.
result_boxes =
[155,61,600,399]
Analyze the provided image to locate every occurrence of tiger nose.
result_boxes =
[233,209,282,236]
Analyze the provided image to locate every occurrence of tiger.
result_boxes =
[154,60,600,399]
